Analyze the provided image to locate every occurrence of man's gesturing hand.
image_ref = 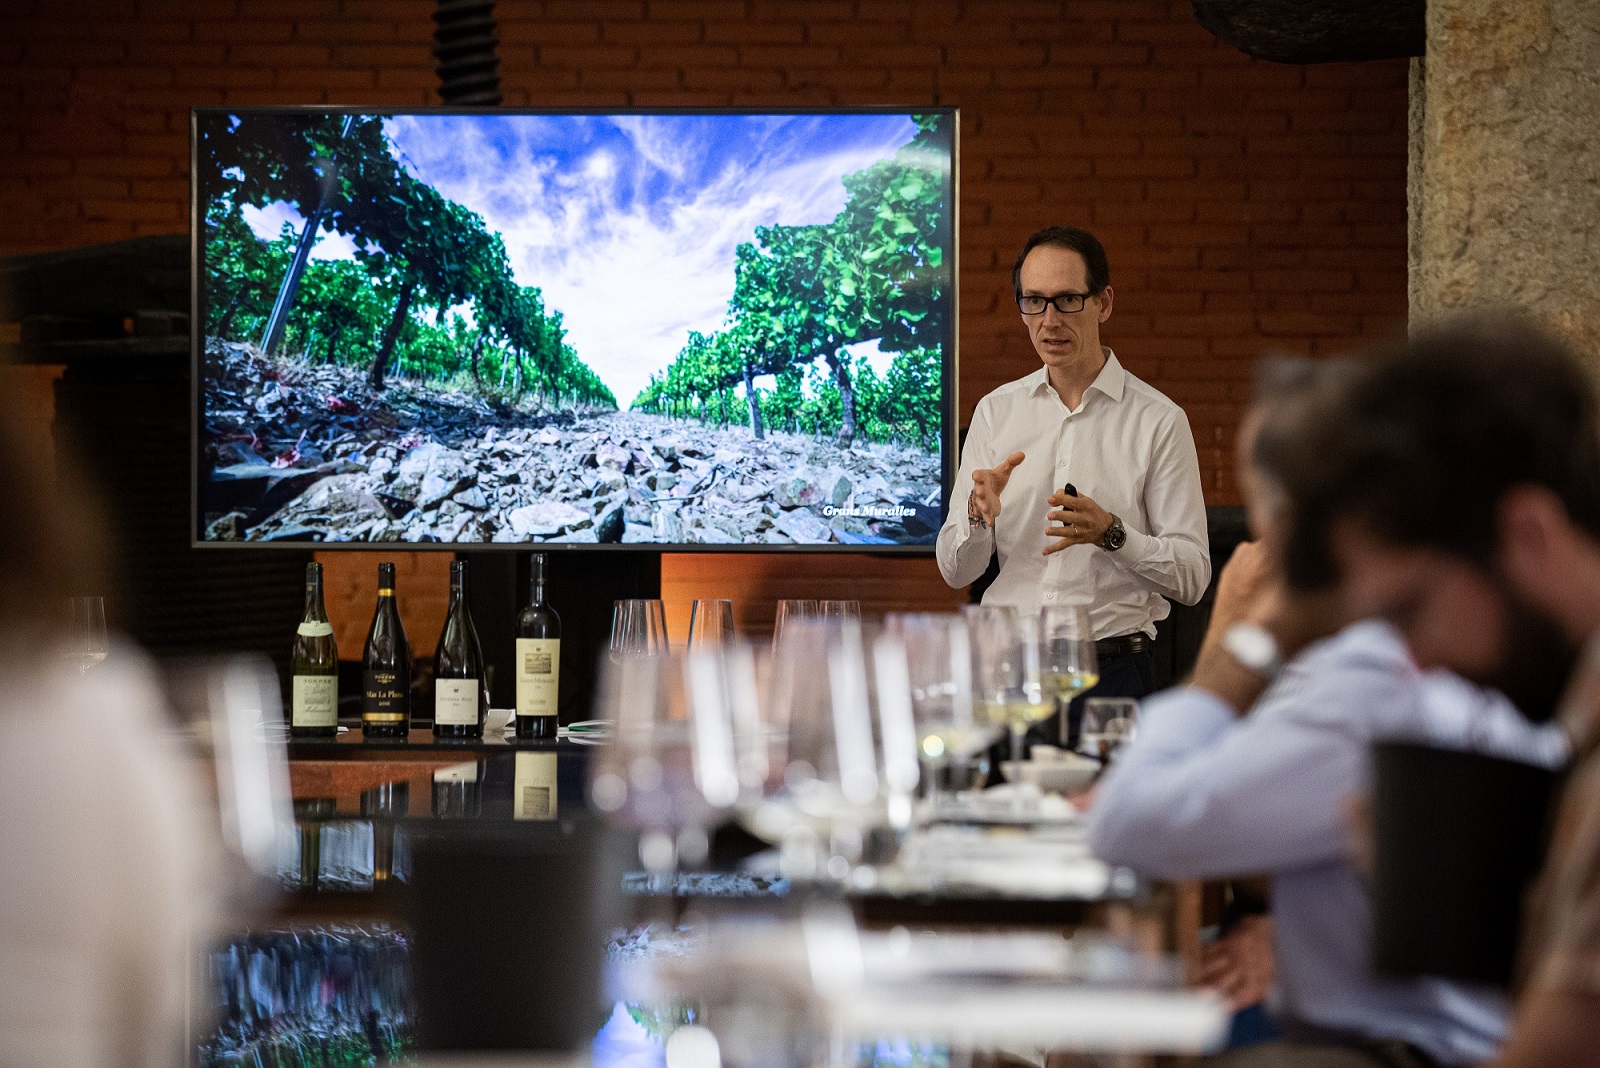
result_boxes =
[967,451,1026,529]
[1043,487,1113,554]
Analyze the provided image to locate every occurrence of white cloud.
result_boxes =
[385,116,917,406]
[240,200,361,262]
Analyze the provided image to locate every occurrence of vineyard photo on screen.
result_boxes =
[195,109,953,546]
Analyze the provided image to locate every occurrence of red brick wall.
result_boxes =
[1,0,1409,636]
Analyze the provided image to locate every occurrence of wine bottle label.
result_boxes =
[362,670,408,722]
[292,675,338,727]
[435,678,480,725]
[514,752,558,820]
[297,620,335,637]
[515,638,561,717]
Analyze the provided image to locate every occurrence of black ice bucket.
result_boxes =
[406,817,628,1053]
[1370,740,1560,987]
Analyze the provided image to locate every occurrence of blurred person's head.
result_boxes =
[0,365,106,654]
[1282,316,1600,721]
[1239,357,1353,569]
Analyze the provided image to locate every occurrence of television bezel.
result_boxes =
[189,104,959,553]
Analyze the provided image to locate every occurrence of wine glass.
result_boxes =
[69,596,108,674]
[1080,697,1139,762]
[964,605,1052,771]
[687,598,736,648]
[1039,605,1100,746]
[772,599,818,645]
[609,599,669,660]
[819,599,861,621]
[589,646,740,889]
[755,616,880,881]
[881,613,994,820]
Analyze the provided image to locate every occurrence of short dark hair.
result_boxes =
[1281,316,1600,587]
[1012,226,1110,300]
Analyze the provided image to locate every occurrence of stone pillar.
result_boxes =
[1410,0,1600,359]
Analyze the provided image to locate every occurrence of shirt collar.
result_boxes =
[1029,347,1127,404]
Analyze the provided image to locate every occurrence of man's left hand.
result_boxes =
[1043,488,1114,555]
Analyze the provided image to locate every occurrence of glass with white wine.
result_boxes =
[964,605,1053,766]
[1040,605,1099,746]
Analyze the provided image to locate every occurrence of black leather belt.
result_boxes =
[1095,633,1150,658]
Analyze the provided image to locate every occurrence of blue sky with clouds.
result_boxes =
[241,112,926,404]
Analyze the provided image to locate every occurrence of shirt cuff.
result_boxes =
[1110,523,1158,566]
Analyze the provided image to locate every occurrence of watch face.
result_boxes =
[1103,519,1126,550]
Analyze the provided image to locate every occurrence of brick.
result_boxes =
[376,68,442,90]
[295,20,404,42]
[127,42,229,65]
[705,20,801,44]
[1253,269,1353,292]
[636,44,740,66]
[646,0,746,17]
[240,0,343,14]
[277,68,381,90]
[173,66,276,88]
[1047,43,1150,67]
[683,67,784,91]
[1092,155,1196,178]
[194,19,295,42]
[500,21,604,45]
[82,198,184,223]
[228,43,336,65]
[579,66,681,90]
[326,44,427,67]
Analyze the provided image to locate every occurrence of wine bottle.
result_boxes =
[291,562,339,738]
[433,559,487,739]
[361,562,412,738]
[514,552,561,740]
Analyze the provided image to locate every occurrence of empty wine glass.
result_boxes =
[610,599,669,660]
[882,613,994,821]
[772,599,818,645]
[1080,697,1140,762]
[687,598,736,648]
[820,599,861,621]
[589,646,741,888]
[69,596,108,674]
[1040,605,1099,746]
[754,617,880,881]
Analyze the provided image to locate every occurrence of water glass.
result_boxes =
[609,598,669,660]
[687,598,737,648]
[69,595,108,674]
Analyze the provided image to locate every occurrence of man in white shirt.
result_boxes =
[937,225,1211,735]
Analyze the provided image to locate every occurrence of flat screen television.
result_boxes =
[191,107,957,551]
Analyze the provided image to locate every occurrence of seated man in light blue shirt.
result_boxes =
[1088,363,1566,1068]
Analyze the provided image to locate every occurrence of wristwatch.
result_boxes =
[1099,514,1126,552]
[1221,622,1284,680]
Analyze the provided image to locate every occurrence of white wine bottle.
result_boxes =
[361,562,411,738]
[514,552,561,740]
[291,562,338,738]
[433,559,487,739]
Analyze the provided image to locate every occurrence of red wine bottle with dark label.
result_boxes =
[362,562,411,738]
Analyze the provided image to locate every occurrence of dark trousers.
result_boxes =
[1021,648,1156,756]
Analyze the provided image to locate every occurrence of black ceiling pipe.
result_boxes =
[433,0,502,106]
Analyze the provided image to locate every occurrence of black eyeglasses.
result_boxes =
[1017,293,1091,315]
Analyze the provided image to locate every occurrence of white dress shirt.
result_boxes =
[1088,620,1568,1065]
[936,350,1211,638]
